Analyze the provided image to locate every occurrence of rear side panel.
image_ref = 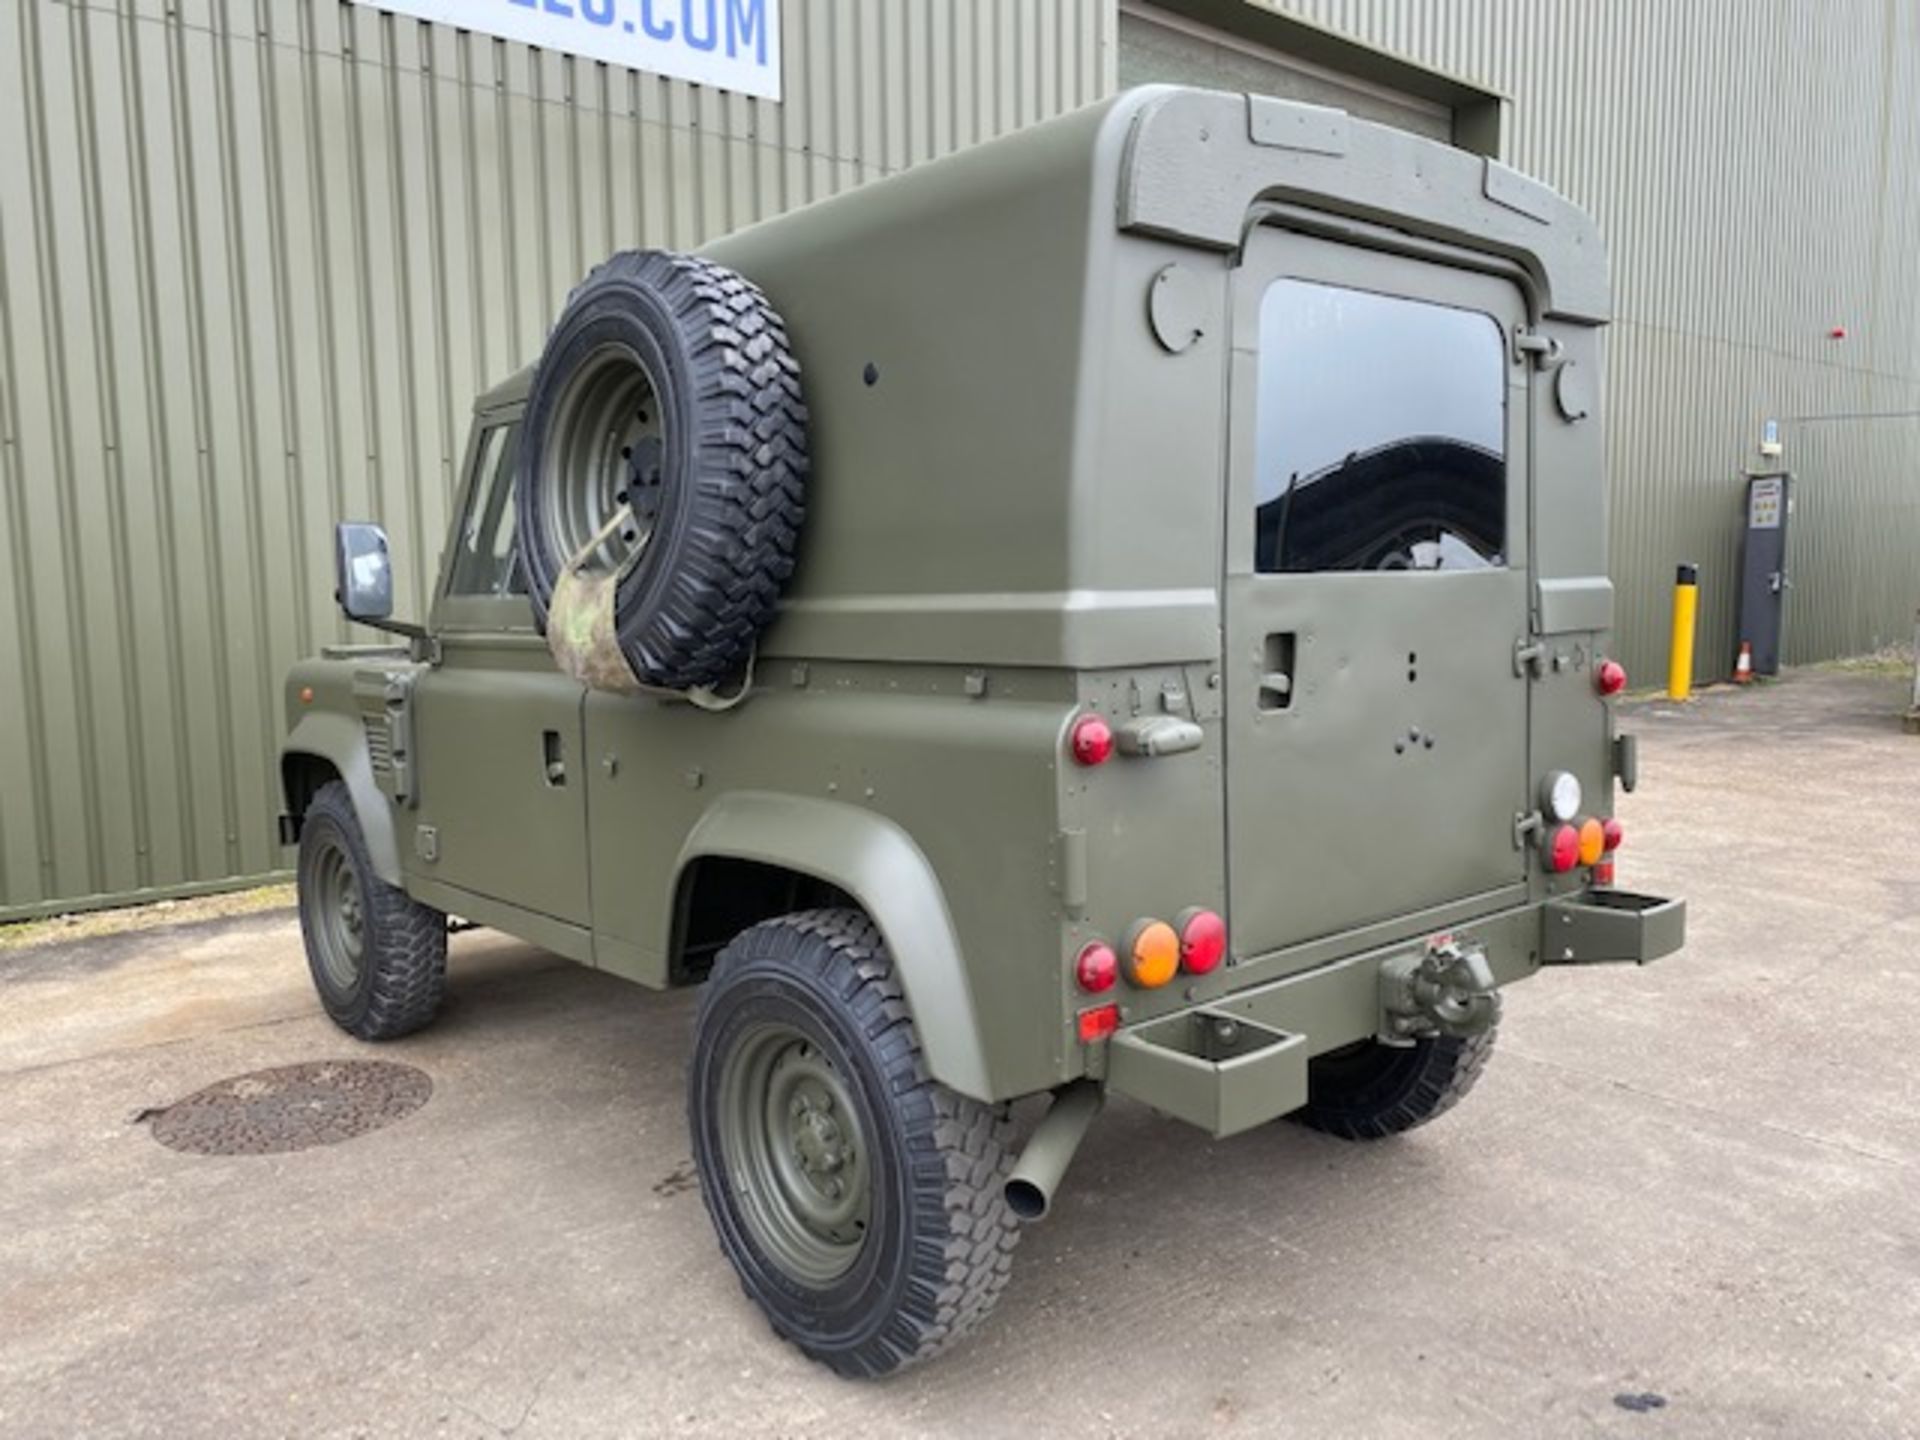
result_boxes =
[1224,228,1533,963]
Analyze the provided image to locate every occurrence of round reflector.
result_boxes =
[1177,908,1226,975]
[1074,941,1118,994]
[1546,824,1580,874]
[1069,713,1114,766]
[1577,817,1606,866]
[1123,919,1180,988]
[1602,816,1624,852]
[1596,659,1627,696]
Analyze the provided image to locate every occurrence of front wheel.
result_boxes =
[295,781,447,1041]
[688,909,1019,1378]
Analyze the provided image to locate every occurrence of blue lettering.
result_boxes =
[507,0,537,8]
[639,0,674,41]
[580,0,614,21]
[541,0,573,17]
[682,0,718,52]
[725,0,767,64]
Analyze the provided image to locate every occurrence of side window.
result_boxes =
[446,422,527,597]
[1253,279,1507,574]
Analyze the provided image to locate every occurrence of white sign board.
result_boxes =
[356,0,782,100]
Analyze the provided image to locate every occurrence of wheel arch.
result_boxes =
[670,793,992,1101]
[281,710,404,886]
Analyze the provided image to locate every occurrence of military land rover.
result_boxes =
[280,86,1685,1377]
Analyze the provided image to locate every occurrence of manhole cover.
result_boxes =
[142,1060,432,1156]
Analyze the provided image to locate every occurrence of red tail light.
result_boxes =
[1546,824,1580,873]
[1069,713,1114,766]
[1596,659,1627,696]
[1602,817,1624,852]
[1177,908,1227,975]
[1074,941,1118,994]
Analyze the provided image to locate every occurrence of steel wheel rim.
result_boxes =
[310,837,365,992]
[717,1021,872,1287]
[540,343,666,577]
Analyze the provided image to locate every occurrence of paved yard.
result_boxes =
[3,668,1917,1439]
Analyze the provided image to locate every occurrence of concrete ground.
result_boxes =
[3,667,1917,1439]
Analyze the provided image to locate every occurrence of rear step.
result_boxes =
[1541,890,1686,965]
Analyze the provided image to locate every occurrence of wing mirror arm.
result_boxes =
[333,521,440,663]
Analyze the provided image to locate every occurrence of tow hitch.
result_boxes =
[1379,938,1501,1044]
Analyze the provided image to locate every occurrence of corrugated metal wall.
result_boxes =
[0,0,1116,918]
[6,0,1916,918]
[1259,0,1920,684]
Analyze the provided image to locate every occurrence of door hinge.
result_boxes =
[1513,810,1543,851]
[1512,326,1564,369]
[1513,637,1546,678]
[1613,733,1639,793]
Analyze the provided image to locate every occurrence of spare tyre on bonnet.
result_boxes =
[515,248,809,692]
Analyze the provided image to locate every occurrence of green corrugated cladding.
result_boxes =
[4,0,1918,919]
[1261,0,1920,687]
[0,0,1117,918]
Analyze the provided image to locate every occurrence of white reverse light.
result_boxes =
[1542,770,1582,822]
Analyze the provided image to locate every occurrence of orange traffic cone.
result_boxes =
[1733,641,1754,684]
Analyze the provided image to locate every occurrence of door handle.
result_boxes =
[1259,632,1296,711]
[542,729,567,786]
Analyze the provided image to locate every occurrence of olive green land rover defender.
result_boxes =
[280,86,1684,1377]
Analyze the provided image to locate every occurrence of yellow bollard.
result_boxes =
[1667,563,1699,700]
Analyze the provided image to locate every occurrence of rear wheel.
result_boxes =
[688,909,1019,1377]
[296,781,447,1041]
[1291,1025,1496,1140]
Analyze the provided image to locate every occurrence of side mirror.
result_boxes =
[334,522,394,622]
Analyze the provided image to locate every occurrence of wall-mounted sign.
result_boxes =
[356,0,782,100]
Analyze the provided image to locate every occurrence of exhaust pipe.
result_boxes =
[1003,1080,1104,1221]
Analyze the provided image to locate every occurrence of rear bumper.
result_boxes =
[1101,890,1685,1138]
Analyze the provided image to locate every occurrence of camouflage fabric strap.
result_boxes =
[545,510,754,712]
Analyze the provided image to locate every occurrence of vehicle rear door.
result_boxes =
[1223,226,1531,965]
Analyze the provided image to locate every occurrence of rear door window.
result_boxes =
[1253,279,1507,574]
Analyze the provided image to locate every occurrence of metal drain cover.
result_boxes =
[144,1060,432,1156]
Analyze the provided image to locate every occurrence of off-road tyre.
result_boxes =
[516,248,808,690]
[1290,1025,1497,1140]
[688,909,1020,1378]
[295,781,447,1041]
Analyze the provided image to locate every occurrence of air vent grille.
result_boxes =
[363,715,393,775]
